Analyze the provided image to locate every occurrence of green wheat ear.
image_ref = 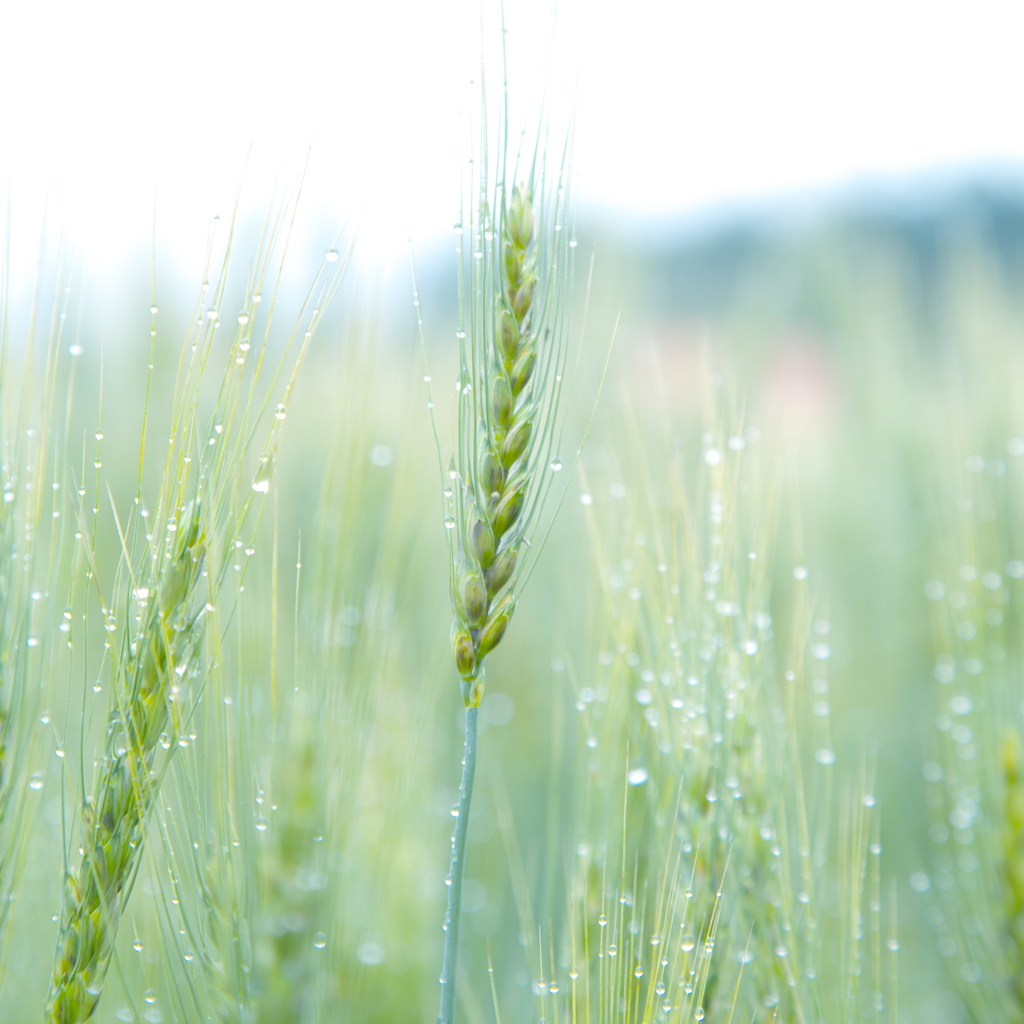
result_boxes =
[42,190,342,1023]
[447,181,567,709]
[45,502,207,1024]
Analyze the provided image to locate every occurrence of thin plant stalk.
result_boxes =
[436,150,570,1019]
[438,704,479,1024]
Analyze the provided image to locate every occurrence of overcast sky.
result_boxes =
[2,0,1023,275]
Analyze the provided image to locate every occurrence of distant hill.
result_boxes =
[583,175,1024,323]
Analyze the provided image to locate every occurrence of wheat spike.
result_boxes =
[45,503,206,1024]
[449,184,549,707]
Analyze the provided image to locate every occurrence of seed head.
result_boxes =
[445,166,571,705]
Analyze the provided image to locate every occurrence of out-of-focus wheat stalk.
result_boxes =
[44,197,343,1023]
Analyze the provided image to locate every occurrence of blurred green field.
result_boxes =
[3,180,1024,1023]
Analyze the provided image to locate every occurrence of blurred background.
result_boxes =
[5,2,1024,1022]
[4,0,1024,279]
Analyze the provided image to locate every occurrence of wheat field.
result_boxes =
[1,46,1023,1024]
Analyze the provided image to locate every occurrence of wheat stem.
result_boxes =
[438,704,479,1024]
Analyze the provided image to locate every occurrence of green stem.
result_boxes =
[438,703,479,1024]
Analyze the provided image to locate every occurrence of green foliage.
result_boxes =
[5,79,1024,1024]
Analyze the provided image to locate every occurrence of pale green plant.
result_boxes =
[528,378,898,1024]
[156,326,448,1024]
[0,223,72,974]
[432,66,574,1022]
[43,193,342,1024]
[920,375,1024,1022]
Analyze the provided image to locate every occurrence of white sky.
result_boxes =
[2,0,1024,276]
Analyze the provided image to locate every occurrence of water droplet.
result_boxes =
[793,566,808,581]
[887,938,900,952]
[144,989,157,1004]
[40,711,51,725]
[237,311,249,325]
[815,748,836,766]
[206,309,218,320]
[444,515,456,529]
[597,914,608,927]
[550,457,563,471]
[450,804,460,817]
[133,938,144,952]
[255,817,269,832]
[55,744,65,758]
[704,449,722,466]
[133,587,150,601]
[627,767,648,786]
[92,681,102,693]
[369,444,394,467]
[28,772,43,791]
[579,493,593,506]
[325,247,339,262]
[252,478,271,494]
[69,344,83,356]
